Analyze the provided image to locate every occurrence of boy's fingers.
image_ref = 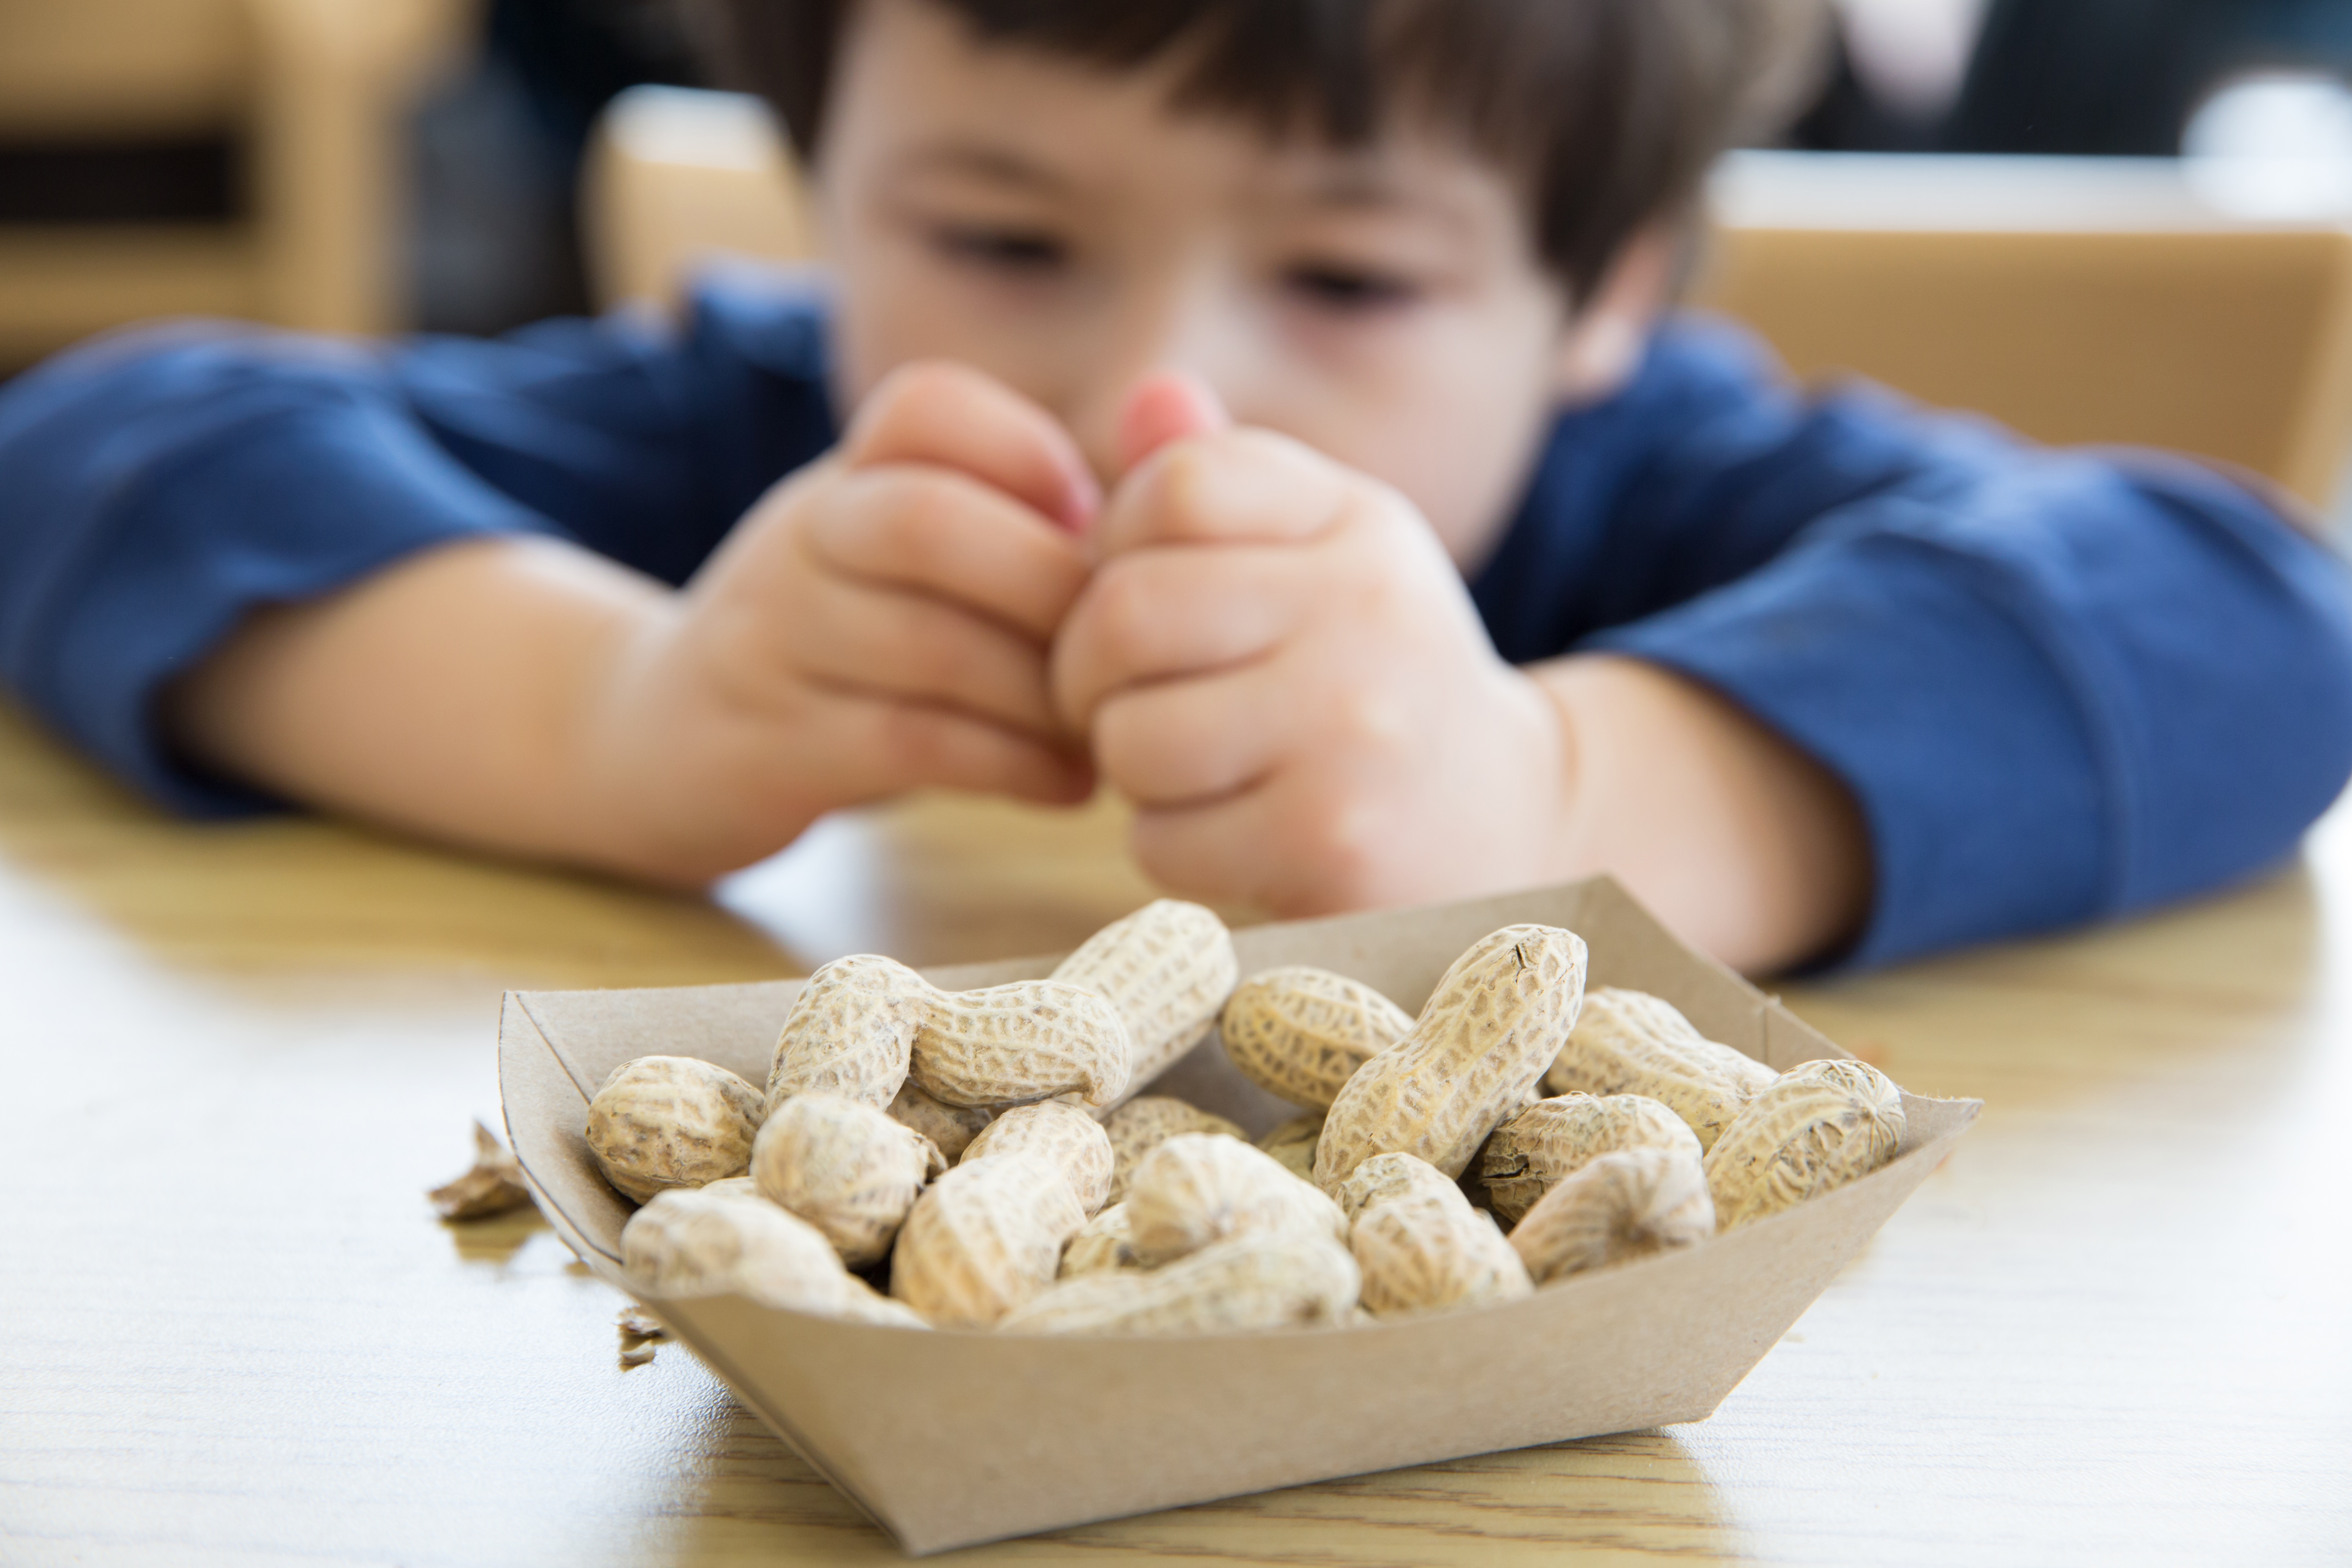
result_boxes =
[1127,779,1369,917]
[1089,663,1290,807]
[809,466,1093,641]
[816,691,1094,806]
[1051,548,1307,730]
[1116,371,1230,475]
[789,575,1067,741]
[844,361,1100,532]
[1094,429,1352,559]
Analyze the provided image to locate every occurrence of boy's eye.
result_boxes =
[1282,263,1420,312]
[930,223,1068,272]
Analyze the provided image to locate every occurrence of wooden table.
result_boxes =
[2,698,2346,1566]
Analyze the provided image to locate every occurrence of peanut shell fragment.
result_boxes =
[1704,1057,1905,1228]
[1125,1132,1345,1267]
[586,1056,765,1204]
[1509,1145,1714,1284]
[1000,1233,1361,1336]
[1052,900,1238,1105]
[1314,924,1589,1189]
[961,1101,1116,1216]
[1221,966,1414,1110]
[751,1093,939,1267]
[1541,988,1776,1152]
[1480,1092,1703,1226]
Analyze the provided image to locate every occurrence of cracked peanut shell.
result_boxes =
[1051,900,1238,1107]
[1124,1132,1346,1267]
[960,1101,1116,1216]
[1509,1145,1715,1283]
[1101,1095,1246,1204]
[621,1186,928,1327]
[890,1150,1087,1327]
[1000,1232,1361,1336]
[1703,1057,1905,1228]
[1313,924,1589,1189]
[1480,1092,1704,1227]
[751,1092,940,1267]
[911,980,1132,1109]
[586,1056,765,1204]
[1541,988,1776,1152]
[1220,966,1414,1110]
[767,953,929,1117]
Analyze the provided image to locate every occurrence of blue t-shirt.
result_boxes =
[4,270,2351,966]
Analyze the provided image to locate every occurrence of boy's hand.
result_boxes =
[1051,384,1569,914]
[585,363,1100,881]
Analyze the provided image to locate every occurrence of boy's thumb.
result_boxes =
[1115,372,1231,476]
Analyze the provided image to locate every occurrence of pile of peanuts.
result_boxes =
[586,902,1907,1335]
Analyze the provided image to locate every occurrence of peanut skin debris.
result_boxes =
[1256,1113,1323,1182]
[429,1119,535,1220]
[887,1080,992,1163]
[1704,1057,1905,1229]
[1000,1233,1361,1336]
[752,1093,939,1267]
[891,1150,1087,1327]
[911,980,1132,1110]
[766,953,933,1118]
[1220,966,1414,1110]
[1124,1132,1346,1267]
[1051,900,1238,1107]
[1541,988,1777,1153]
[586,1056,765,1204]
[620,1187,929,1327]
[1509,1145,1715,1284]
[961,1101,1116,1216]
[1314,924,1590,1189]
[1479,1093,1704,1227]
[1101,1096,1246,1204]
[1350,1178,1532,1318]
[1058,1202,1135,1278]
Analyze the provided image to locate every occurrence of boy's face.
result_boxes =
[814,0,1626,568]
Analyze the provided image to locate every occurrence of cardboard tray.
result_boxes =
[499,877,1979,1556]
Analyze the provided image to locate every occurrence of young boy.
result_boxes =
[3,0,2350,974]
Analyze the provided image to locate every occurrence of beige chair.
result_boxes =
[580,90,2352,512]
[0,0,475,365]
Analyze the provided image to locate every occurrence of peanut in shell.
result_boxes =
[890,1150,1087,1327]
[1000,1232,1361,1336]
[886,1080,992,1162]
[1256,1112,1324,1182]
[766,953,929,1117]
[1051,900,1238,1106]
[620,1186,928,1328]
[1332,1150,1463,1226]
[1541,987,1776,1152]
[586,1055,765,1203]
[1219,966,1414,1110]
[1125,1132,1346,1267]
[960,1100,1116,1216]
[1509,1145,1715,1283]
[1313,924,1590,1189]
[1351,1186,1532,1318]
[911,980,1132,1109]
[1101,1095,1246,1204]
[1479,1092,1704,1227]
[1703,1057,1905,1228]
[751,1092,939,1267]
[1058,1202,1136,1278]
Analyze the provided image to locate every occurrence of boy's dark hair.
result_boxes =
[705,0,1825,303]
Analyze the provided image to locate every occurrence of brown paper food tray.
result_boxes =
[499,876,1978,1556]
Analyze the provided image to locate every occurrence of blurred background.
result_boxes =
[4,0,2352,508]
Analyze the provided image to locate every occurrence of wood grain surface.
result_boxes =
[1,699,2345,1567]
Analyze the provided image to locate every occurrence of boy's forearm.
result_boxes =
[1530,655,1871,973]
[163,535,680,877]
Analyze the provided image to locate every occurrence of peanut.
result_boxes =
[1509,1145,1714,1284]
[1257,1112,1324,1183]
[1125,1132,1346,1267]
[886,1080,993,1162]
[1479,1093,1703,1227]
[1101,1095,1246,1204]
[751,1093,940,1267]
[766,954,930,1117]
[1051,900,1238,1105]
[621,1186,929,1328]
[1704,1058,1905,1228]
[1351,1185,1532,1318]
[1220,966,1414,1110]
[1541,988,1776,1152]
[1314,925,1589,1189]
[586,1056,765,1203]
[911,980,1131,1109]
[960,1101,1116,1216]
[1332,1150,1464,1225]
[999,1233,1361,1336]
[889,1150,1087,1327]
[1058,1201,1135,1278]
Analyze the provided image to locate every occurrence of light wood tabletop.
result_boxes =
[2,696,2346,1567]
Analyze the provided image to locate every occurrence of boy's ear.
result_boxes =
[1552,224,1679,406]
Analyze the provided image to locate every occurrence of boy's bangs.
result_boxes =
[715,0,1827,301]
